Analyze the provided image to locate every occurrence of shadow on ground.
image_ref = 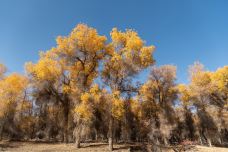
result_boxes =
[0,142,20,149]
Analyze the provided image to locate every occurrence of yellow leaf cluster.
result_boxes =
[111,91,124,120]
[0,73,28,118]
[56,24,106,55]
[25,51,61,81]
[212,66,228,92]
[74,87,104,122]
[110,28,155,68]
[130,99,142,119]
[89,84,102,103]
[75,103,93,122]
[191,71,212,87]
[80,92,90,103]
[177,84,191,106]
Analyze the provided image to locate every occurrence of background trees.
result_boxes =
[138,65,178,145]
[0,24,227,150]
[178,62,228,146]
[0,71,29,140]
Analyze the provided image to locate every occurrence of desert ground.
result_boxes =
[0,141,228,152]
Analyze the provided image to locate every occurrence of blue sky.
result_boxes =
[0,0,227,83]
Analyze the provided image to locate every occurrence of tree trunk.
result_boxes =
[0,125,3,141]
[156,137,160,144]
[75,125,82,148]
[95,130,98,141]
[61,131,64,142]
[63,116,68,143]
[108,117,113,151]
[163,137,168,145]
[0,121,5,141]
[207,138,212,147]
[204,128,212,147]
[75,135,81,148]
[63,99,69,143]
[199,136,203,145]
[218,137,222,145]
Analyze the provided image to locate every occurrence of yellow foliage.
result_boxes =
[63,85,71,93]
[89,84,102,103]
[25,51,61,81]
[130,99,142,119]
[140,46,155,67]
[212,66,228,92]
[74,102,93,122]
[109,28,155,68]
[139,81,153,100]
[191,71,212,87]
[56,24,106,56]
[74,86,105,122]
[0,73,28,118]
[111,91,124,120]
[80,92,90,103]
[177,84,191,106]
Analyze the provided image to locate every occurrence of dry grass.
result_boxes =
[0,141,228,152]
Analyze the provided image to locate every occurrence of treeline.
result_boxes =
[0,24,227,150]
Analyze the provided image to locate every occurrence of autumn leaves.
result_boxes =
[0,24,227,149]
[23,24,155,149]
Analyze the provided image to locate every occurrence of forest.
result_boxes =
[0,24,227,151]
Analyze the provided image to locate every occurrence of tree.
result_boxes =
[138,65,178,145]
[177,84,196,141]
[179,62,219,146]
[54,24,107,147]
[1,24,227,149]
[208,66,228,144]
[0,73,28,140]
[26,24,107,146]
[102,28,155,150]
[25,49,69,141]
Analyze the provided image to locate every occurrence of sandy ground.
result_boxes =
[195,145,228,152]
[1,142,129,152]
[0,141,228,152]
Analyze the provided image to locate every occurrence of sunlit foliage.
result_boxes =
[0,24,227,149]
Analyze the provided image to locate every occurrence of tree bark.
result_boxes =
[0,125,3,141]
[64,126,68,143]
[156,137,160,144]
[95,129,98,141]
[75,125,82,148]
[199,136,203,145]
[207,138,212,147]
[63,101,69,143]
[0,120,5,141]
[218,137,222,145]
[163,137,168,145]
[108,117,113,151]
[75,135,81,148]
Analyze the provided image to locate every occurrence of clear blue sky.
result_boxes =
[0,0,227,83]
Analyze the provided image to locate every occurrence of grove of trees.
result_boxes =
[0,24,227,150]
